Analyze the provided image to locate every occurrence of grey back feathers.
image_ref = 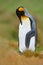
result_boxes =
[24,7,38,48]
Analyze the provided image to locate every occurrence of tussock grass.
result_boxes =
[8,41,43,59]
[23,50,35,57]
[22,50,43,59]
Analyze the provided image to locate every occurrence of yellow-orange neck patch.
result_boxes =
[21,16,31,26]
[21,16,30,22]
[21,16,30,20]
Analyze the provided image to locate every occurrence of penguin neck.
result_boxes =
[20,16,31,26]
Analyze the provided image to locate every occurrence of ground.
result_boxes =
[0,41,43,65]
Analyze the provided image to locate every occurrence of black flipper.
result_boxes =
[25,30,35,48]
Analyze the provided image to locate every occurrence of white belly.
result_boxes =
[29,36,35,51]
[19,20,31,52]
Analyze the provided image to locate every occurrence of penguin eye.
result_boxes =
[18,7,24,12]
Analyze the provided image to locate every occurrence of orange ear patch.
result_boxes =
[18,7,24,11]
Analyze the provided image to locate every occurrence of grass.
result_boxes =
[0,0,43,52]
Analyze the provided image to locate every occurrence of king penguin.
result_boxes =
[16,6,37,53]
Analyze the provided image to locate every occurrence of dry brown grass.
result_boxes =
[8,41,18,49]
[22,50,43,59]
[0,48,43,65]
[8,41,43,59]
[0,38,43,65]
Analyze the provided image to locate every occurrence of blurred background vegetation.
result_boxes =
[0,0,43,51]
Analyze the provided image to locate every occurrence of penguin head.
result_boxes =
[16,6,30,25]
[16,6,25,19]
